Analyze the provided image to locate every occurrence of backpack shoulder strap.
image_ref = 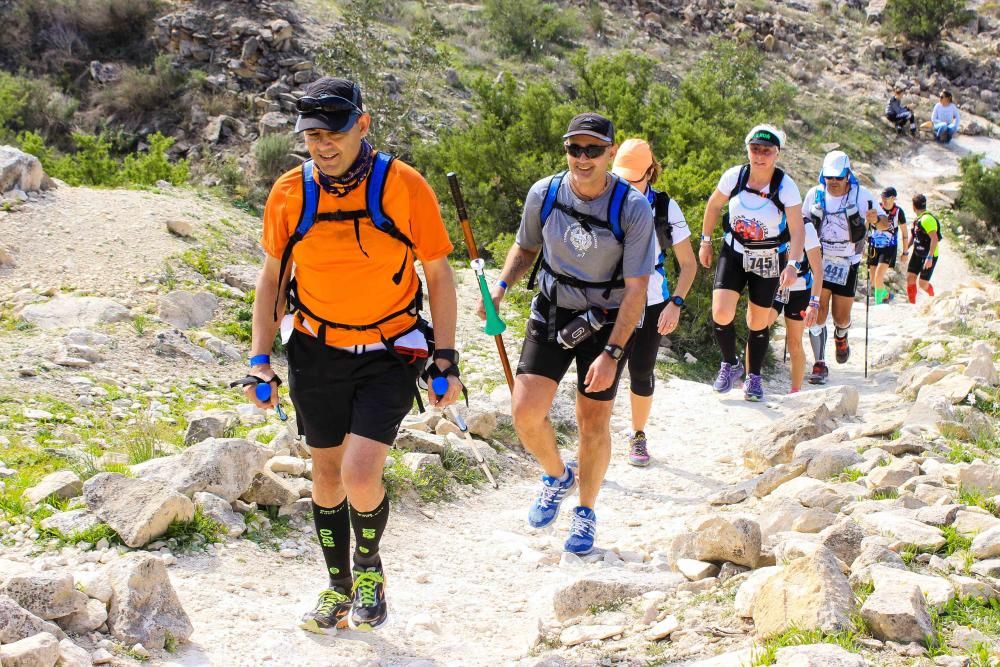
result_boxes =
[365,151,395,233]
[540,172,565,226]
[607,176,630,243]
[768,167,786,214]
[729,164,750,198]
[297,160,320,237]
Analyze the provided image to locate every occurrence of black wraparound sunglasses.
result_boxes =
[295,94,362,115]
[564,143,609,159]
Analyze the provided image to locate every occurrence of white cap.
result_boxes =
[821,151,851,178]
[744,124,785,149]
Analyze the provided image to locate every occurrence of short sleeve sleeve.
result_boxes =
[399,166,454,263]
[260,170,301,260]
[515,179,547,252]
[667,199,691,245]
[803,220,820,251]
[716,165,742,197]
[778,174,803,208]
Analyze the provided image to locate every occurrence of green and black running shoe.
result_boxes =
[300,588,351,634]
[349,565,387,631]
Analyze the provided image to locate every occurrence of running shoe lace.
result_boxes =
[538,483,565,508]
[569,513,596,539]
[316,589,349,615]
[714,362,733,385]
[631,438,648,458]
[352,571,384,607]
[747,374,763,394]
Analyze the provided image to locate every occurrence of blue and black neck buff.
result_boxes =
[317,139,374,198]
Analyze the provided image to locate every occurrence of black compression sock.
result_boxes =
[312,500,353,590]
[713,320,739,365]
[747,327,769,376]
[350,494,390,568]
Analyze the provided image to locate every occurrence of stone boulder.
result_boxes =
[19,297,129,330]
[692,516,762,568]
[0,146,45,193]
[869,565,955,606]
[752,547,856,637]
[182,409,240,445]
[220,264,259,292]
[157,290,219,329]
[57,638,91,667]
[752,462,807,498]
[849,540,908,587]
[193,492,246,537]
[856,511,946,552]
[154,329,215,363]
[817,518,866,566]
[0,573,87,621]
[84,473,194,548]
[107,552,193,649]
[38,509,101,538]
[55,597,108,634]
[133,437,269,501]
[964,341,998,385]
[773,643,868,666]
[744,404,833,473]
[0,595,65,643]
[552,570,685,621]
[866,459,920,489]
[734,566,783,618]
[240,468,300,507]
[22,471,82,505]
[0,631,61,667]
[958,461,1000,495]
[780,385,859,418]
[861,583,934,644]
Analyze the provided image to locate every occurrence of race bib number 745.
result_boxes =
[743,248,779,278]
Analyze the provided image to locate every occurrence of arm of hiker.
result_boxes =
[423,256,462,408]
[583,275,648,394]
[246,255,288,408]
[900,221,910,257]
[700,188,729,269]
[804,245,823,328]
[659,240,697,335]
[926,224,940,267]
[780,204,805,289]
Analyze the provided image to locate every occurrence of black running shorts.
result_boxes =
[516,293,633,402]
[822,261,860,298]
[867,245,898,268]
[627,301,667,397]
[713,241,788,308]
[772,288,810,322]
[286,331,421,447]
[908,253,939,281]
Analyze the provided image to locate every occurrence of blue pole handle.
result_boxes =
[255,383,272,402]
[432,377,449,397]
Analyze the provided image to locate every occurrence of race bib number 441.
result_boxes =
[823,256,852,286]
[743,248,779,278]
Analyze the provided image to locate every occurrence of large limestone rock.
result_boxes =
[897,363,950,397]
[182,410,240,445]
[692,516,761,568]
[0,573,87,621]
[22,471,82,505]
[753,462,807,498]
[849,540,907,587]
[19,296,129,330]
[0,595,65,643]
[38,509,101,538]
[869,565,955,606]
[801,444,862,481]
[972,524,1000,559]
[55,597,108,634]
[157,290,219,329]
[552,570,685,621]
[84,473,194,548]
[0,146,45,193]
[914,373,979,405]
[193,491,246,537]
[735,566,783,618]
[964,341,998,385]
[107,552,193,649]
[57,639,91,667]
[773,643,868,666]
[780,385,859,418]
[817,518,866,566]
[855,511,946,551]
[752,547,856,637]
[861,583,934,644]
[769,476,849,513]
[744,404,833,473]
[958,461,1000,495]
[132,437,270,502]
[0,631,61,667]
[240,468,300,507]
[866,460,921,489]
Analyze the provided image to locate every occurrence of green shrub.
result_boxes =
[957,153,1000,240]
[95,54,188,123]
[0,72,77,143]
[884,0,973,47]
[484,0,583,58]
[254,134,296,185]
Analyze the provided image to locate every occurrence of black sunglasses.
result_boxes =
[296,94,362,115]
[826,175,848,182]
[564,143,609,159]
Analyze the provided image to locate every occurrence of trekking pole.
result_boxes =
[446,173,515,392]
[864,263,870,379]
[432,378,498,488]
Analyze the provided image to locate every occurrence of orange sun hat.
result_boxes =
[612,138,654,184]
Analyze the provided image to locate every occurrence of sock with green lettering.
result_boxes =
[350,494,389,567]
[312,499,353,591]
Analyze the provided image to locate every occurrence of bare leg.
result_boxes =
[575,393,614,509]
[512,373,563,478]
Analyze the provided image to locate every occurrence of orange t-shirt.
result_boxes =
[261,158,454,347]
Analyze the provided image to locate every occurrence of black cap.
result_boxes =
[747,128,781,148]
[563,113,614,144]
[882,186,897,198]
[294,77,364,133]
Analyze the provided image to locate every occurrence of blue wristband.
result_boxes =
[497,280,508,290]
[249,354,270,366]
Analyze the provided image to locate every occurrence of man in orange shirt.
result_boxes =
[243,77,461,632]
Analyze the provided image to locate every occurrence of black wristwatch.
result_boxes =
[669,295,685,308]
[604,344,624,361]
[433,349,459,366]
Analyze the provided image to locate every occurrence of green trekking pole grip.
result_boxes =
[471,258,506,336]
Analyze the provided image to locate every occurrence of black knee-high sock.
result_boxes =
[713,320,738,364]
[349,494,389,568]
[312,500,352,590]
[747,327,769,376]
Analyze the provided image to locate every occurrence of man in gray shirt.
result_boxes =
[480,112,653,555]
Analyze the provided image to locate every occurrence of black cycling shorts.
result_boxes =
[627,301,667,398]
[822,261,860,298]
[867,245,898,268]
[516,293,633,402]
[908,253,939,281]
[713,241,788,308]
[772,288,810,322]
[286,331,421,447]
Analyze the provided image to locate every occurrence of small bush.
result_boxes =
[254,134,296,185]
[484,0,583,58]
[0,72,77,143]
[95,54,188,123]
[883,0,974,48]
[957,153,1000,241]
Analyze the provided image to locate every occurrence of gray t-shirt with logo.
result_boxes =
[516,173,654,313]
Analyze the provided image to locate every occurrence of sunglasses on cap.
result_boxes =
[826,174,848,182]
[295,94,362,115]
[564,143,609,159]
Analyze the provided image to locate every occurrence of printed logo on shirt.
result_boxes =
[731,216,767,242]
[564,222,597,257]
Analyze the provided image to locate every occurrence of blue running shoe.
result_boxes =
[527,465,577,528]
[564,506,597,555]
[744,373,764,402]
[712,360,745,393]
